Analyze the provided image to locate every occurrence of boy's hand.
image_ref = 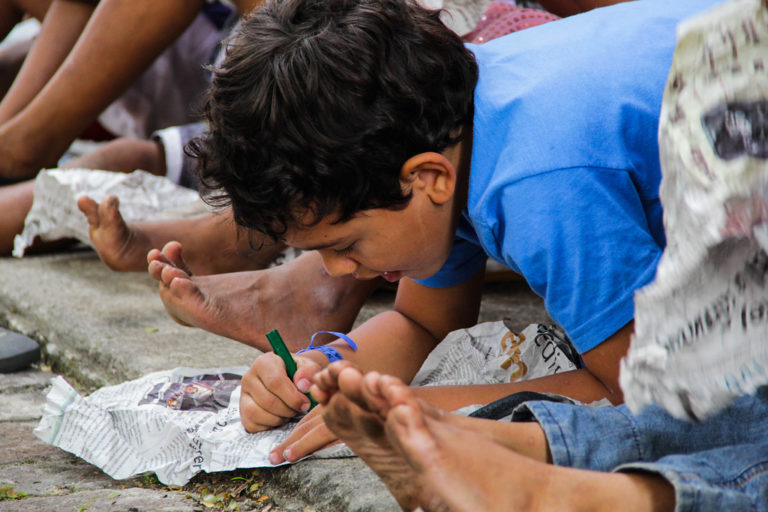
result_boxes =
[239,352,322,432]
[267,361,355,463]
[267,407,339,464]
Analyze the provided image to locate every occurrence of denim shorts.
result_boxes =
[510,389,768,511]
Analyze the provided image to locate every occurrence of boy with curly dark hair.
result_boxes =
[179,0,725,470]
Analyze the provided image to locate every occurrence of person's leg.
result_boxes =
[0,135,162,256]
[147,248,381,351]
[0,31,35,99]
[614,443,768,512]
[537,0,627,17]
[520,387,768,472]
[0,179,33,254]
[78,197,284,274]
[386,399,675,512]
[0,0,93,125]
[66,136,166,175]
[0,0,52,97]
[315,364,675,512]
[0,0,205,180]
[71,127,274,274]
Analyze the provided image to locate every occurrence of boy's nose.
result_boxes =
[318,250,358,277]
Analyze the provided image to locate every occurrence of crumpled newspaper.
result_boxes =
[13,168,205,258]
[35,321,578,485]
[620,0,768,421]
[412,320,578,386]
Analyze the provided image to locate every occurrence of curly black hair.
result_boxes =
[188,0,478,240]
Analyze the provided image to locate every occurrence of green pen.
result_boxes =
[266,329,317,410]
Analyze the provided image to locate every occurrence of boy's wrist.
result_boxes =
[299,344,344,363]
[296,330,359,365]
[297,349,332,368]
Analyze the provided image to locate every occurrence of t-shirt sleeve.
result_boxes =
[497,168,663,353]
[415,236,487,288]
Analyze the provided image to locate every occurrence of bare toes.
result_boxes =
[98,195,122,224]
[77,195,100,226]
[377,375,415,411]
[335,366,367,402]
[323,393,360,433]
[161,241,193,275]
[166,271,197,295]
[147,248,168,265]
[160,264,190,287]
[358,372,393,416]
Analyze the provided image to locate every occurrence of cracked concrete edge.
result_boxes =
[0,297,118,391]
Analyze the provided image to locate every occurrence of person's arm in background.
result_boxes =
[0,0,207,180]
[537,0,627,18]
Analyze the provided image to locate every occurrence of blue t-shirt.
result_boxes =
[416,0,724,353]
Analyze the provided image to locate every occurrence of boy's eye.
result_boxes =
[334,244,355,256]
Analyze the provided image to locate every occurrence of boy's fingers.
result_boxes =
[253,354,312,412]
[248,374,304,419]
[239,393,288,432]
[270,410,339,463]
[283,424,340,462]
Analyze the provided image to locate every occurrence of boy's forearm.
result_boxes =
[412,367,623,412]
[325,310,441,382]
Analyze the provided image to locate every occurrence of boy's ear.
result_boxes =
[400,152,456,205]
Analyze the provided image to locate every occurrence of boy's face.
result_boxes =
[283,191,456,283]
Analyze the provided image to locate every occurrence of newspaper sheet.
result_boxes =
[620,0,768,421]
[13,168,205,258]
[35,321,579,485]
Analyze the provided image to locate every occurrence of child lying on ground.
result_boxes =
[165,0,725,465]
[4,0,567,350]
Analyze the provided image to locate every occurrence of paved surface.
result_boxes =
[0,250,548,511]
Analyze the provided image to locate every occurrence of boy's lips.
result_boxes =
[381,271,403,282]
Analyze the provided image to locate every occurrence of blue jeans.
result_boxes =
[504,389,768,511]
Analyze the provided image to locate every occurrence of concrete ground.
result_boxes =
[0,249,548,511]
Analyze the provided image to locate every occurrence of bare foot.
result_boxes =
[386,398,545,511]
[78,195,155,271]
[147,246,381,351]
[79,196,285,274]
[386,391,675,512]
[316,365,429,511]
[319,365,674,512]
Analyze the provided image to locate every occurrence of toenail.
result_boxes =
[297,379,312,392]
